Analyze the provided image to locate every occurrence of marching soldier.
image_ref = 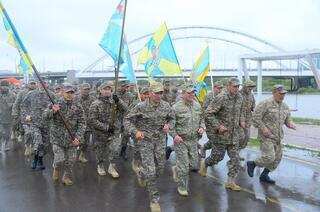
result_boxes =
[124,81,174,211]
[247,85,296,184]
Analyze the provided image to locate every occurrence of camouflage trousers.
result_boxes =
[80,131,91,152]
[132,137,142,166]
[239,127,250,150]
[0,124,11,147]
[173,136,199,188]
[138,136,166,201]
[23,124,49,156]
[254,139,283,171]
[205,143,241,178]
[52,144,77,177]
[94,134,121,166]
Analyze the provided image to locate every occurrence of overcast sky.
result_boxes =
[0,0,320,72]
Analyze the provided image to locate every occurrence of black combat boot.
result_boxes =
[259,168,275,184]
[31,154,38,170]
[37,156,46,170]
[165,146,173,160]
[247,161,256,177]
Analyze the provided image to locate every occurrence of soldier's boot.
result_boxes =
[246,161,256,177]
[259,168,275,184]
[131,159,139,174]
[37,156,46,170]
[239,157,245,161]
[225,177,241,191]
[31,154,39,170]
[150,199,161,212]
[198,160,207,177]
[97,164,106,176]
[78,151,88,163]
[165,146,173,160]
[108,163,119,178]
[52,167,59,182]
[172,166,178,182]
[177,186,188,196]
[120,145,127,160]
[62,173,73,186]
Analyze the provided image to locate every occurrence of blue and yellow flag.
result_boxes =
[194,81,208,103]
[99,0,136,83]
[191,45,210,83]
[0,5,32,75]
[138,23,181,77]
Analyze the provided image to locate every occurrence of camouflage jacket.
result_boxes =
[12,88,31,120]
[252,97,291,143]
[240,89,255,127]
[21,89,56,127]
[75,94,95,120]
[44,97,86,147]
[171,99,204,139]
[0,90,15,124]
[205,91,245,144]
[89,95,127,140]
[162,90,177,106]
[124,99,175,141]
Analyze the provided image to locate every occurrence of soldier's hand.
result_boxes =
[261,127,272,137]
[25,115,32,122]
[72,138,80,146]
[163,124,170,133]
[173,135,183,144]
[218,125,228,134]
[135,131,144,141]
[52,104,60,113]
[240,121,246,129]
[287,123,296,130]
[197,127,205,135]
[112,94,119,103]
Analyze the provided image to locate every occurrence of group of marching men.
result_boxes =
[0,76,295,211]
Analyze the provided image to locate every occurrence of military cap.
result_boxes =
[54,84,63,90]
[99,81,114,90]
[150,81,164,93]
[243,79,256,87]
[28,78,37,84]
[63,83,75,93]
[181,83,196,92]
[139,86,149,94]
[228,77,241,86]
[0,80,9,87]
[273,84,287,94]
[213,81,223,87]
[80,83,91,89]
[119,80,129,87]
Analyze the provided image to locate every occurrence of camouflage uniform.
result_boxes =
[89,93,127,168]
[239,82,255,149]
[0,82,15,151]
[252,97,291,171]
[75,85,95,153]
[44,95,86,178]
[204,85,245,179]
[171,90,204,191]
[124,88,175,202]
[21,88,55,156]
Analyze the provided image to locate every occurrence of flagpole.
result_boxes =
[0,1,76,142]
[110,0,128,127]
[165,22,186,83]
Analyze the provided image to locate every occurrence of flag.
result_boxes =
[138,22,181,77]
[0,5,32,75]
[194,81,208,103]
[191,45,210,83]
[99,0,136,83]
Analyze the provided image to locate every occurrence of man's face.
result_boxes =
[213,86,222,94]
[227,83,240,95]
[81,87,90,96]
[100,87,112,97]
[245,86,254,93]
[182,91,195,103]
[28,82,37,90]
[140,92,149,101]
[149,91,163,103]
[63,91,75,101]
[273,91,286,103]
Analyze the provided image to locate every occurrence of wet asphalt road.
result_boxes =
[0,145,319,212]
